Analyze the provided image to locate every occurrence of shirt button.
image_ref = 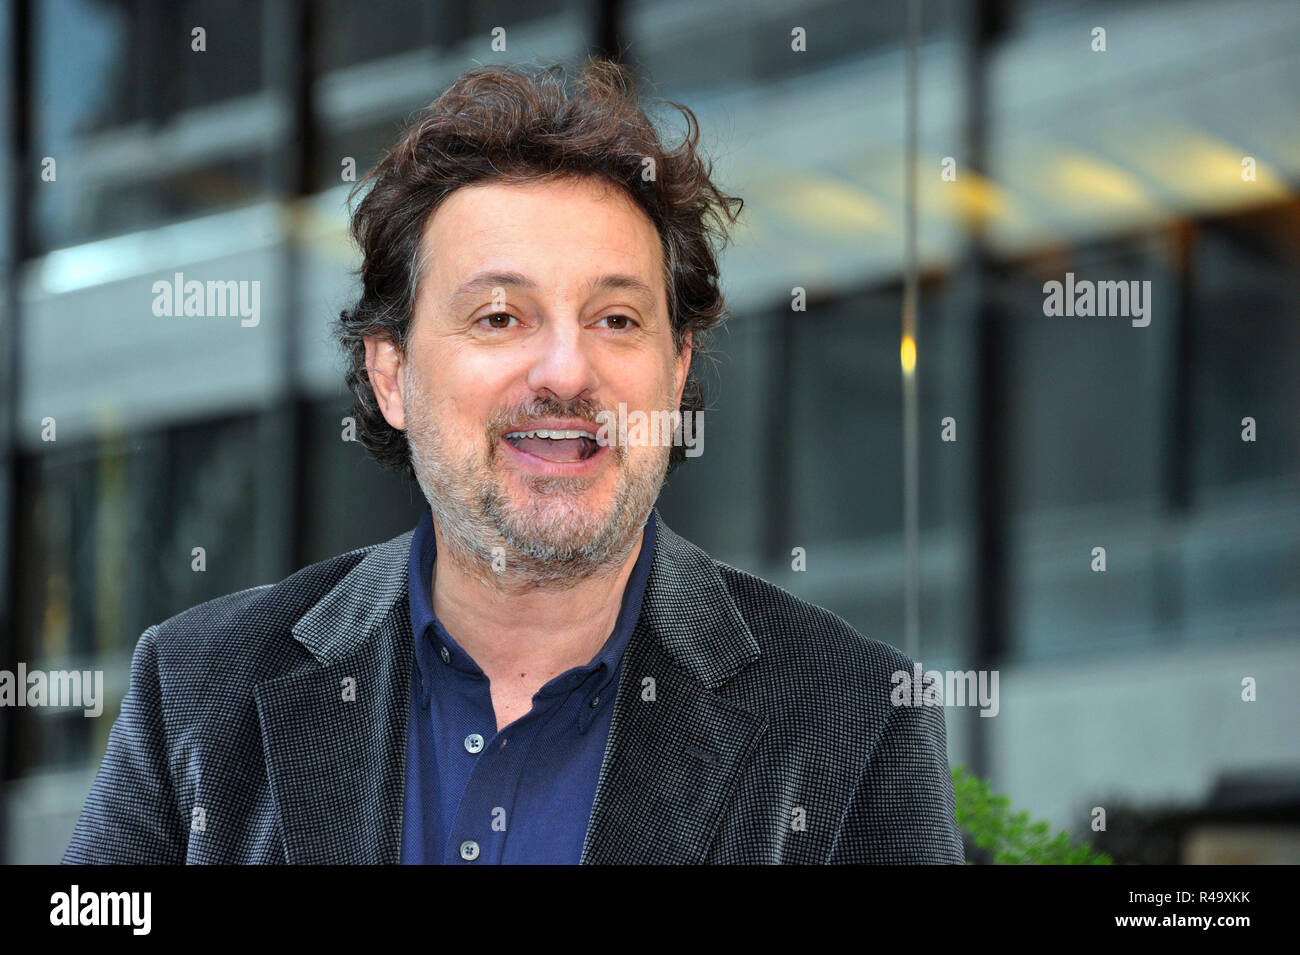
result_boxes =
[464,733,485,753]
[439,645,450,665]
[589,695,600,707]
[459,840,480,861]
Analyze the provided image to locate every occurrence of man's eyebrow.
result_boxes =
[450,270,538,301]
[449,270,657,305]
[584,273,657,304]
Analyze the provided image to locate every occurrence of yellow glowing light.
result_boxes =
[1053,155,1151,211]
[900,335,917,375]
[770,177,891,234]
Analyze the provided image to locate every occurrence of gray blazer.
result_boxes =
[63,509,964,864]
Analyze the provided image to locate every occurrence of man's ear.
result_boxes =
[364,336,406,431]
[673,330,693,407]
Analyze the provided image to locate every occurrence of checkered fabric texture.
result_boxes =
[63,509,964,864]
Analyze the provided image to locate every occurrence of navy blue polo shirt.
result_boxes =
[400,506,655,864]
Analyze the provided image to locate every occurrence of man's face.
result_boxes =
[371,175,690,584]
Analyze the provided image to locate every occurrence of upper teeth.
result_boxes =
[505,429,595,440]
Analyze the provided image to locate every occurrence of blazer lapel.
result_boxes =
[581,511,768,863]
[255,531,415,864]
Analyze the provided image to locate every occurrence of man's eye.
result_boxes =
[596,314,637,330]
[479,312,518,329]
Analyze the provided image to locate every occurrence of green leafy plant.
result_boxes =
[951,765,1113,864]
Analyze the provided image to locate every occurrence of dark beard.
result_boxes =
[406,377,669,591]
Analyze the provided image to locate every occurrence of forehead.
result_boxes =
[418,176,666,302]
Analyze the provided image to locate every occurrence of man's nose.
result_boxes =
[524,316,601,400]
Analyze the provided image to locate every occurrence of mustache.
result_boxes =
[487,395,607,439]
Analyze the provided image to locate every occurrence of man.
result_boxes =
[64,59,963,864]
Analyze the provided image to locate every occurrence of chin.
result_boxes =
[488,480,626,554]
[509,487,613,530]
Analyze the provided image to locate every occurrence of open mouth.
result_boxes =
[503,428,601,463]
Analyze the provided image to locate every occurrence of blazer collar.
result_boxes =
[289,529,414,665]
[636,509,760,688]
[257,507,764,863]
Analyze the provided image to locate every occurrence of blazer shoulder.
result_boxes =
[712,559,916,704]
[147,540,388,680]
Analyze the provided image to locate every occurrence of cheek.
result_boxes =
[427,346,518,419]
[604,351,678,402]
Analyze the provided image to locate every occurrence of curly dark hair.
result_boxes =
[333,57,743,481]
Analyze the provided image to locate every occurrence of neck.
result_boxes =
[430,521,646,689]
